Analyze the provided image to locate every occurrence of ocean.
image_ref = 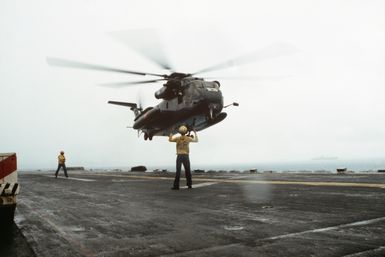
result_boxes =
[20,158,385,173]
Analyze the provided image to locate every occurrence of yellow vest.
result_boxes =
[58,154,66,164]
[176,136,193,155]
[169,135,198,155]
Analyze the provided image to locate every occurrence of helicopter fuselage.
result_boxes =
[110,77,227,140]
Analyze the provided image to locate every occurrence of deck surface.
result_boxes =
[11,171,385,257]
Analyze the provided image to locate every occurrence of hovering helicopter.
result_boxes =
[48,39,295,140]
[107,74,239,141]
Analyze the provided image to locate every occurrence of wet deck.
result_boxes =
[12,171,385,256]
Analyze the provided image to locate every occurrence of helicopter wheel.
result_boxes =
[149,134,153,141]
[144,133,149,140]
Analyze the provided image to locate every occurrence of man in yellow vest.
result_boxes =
[55,151,68,178]
[169,125,198,190]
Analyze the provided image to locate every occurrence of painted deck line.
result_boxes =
[228,175,255,180]
[78,173,385,189]
[180,182,218,189]
[265,216,385,240]
[111,179,148,183]
[194,178,385,189]
[342,246,385,257]
[45,175,96,182]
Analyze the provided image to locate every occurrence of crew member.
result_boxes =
[55,151,68,178]
[169,125,198,190]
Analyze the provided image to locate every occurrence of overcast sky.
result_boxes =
[1,0,385,170]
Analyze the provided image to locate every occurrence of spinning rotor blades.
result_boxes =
[47,57,166,78]
[193,43,298,75]
[47,35,298,88]
[110,29,173,71]
[100,78,167,87]
[204,75,291,81]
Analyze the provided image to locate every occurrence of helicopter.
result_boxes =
[47,40,295,140]
[108,78,237,141]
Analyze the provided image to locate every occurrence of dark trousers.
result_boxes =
[55,164,68,177]
[174,154,192,188]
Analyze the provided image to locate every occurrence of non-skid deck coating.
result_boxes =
[14,171,385,257]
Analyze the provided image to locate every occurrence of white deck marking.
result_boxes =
[111,179,148,183]
[228,175,255,180]
[45,175,95,182]
[67,173,385,189]
[181,182,218,189]
[224,225,244,231]
[265,216,385,240]
[342,246,385,257]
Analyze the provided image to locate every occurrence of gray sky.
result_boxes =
[1,0,385,170]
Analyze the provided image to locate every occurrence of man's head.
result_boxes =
[60,151,64,154]
[178,125,188,135]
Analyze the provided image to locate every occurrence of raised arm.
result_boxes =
[191,129,198,143]
[169,132,178,142]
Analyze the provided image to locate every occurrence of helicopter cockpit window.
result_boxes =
[196,82,205,88]
[213,81,220,88]
[205,81,220,92]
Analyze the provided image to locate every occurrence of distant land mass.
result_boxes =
[312,156,339,161]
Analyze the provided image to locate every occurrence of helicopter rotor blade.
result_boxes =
[100,78,166,88]
[110,29,174,71]
[192,43,298,75]
[47,57,167,78]
[204,75,292,81]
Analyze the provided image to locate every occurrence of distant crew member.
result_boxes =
[169,125,198,190]
[55,151,68,178]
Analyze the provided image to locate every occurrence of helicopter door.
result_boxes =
[183,86,193,106]
[178,94,183,104]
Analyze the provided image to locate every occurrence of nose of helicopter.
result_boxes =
[204,90,223,114]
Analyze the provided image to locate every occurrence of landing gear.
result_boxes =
[143,133,153,141]
[207,112,227,126]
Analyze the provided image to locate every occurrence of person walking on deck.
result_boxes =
[55,151,68,178]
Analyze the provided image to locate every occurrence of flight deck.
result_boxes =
[6,171,385,257]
